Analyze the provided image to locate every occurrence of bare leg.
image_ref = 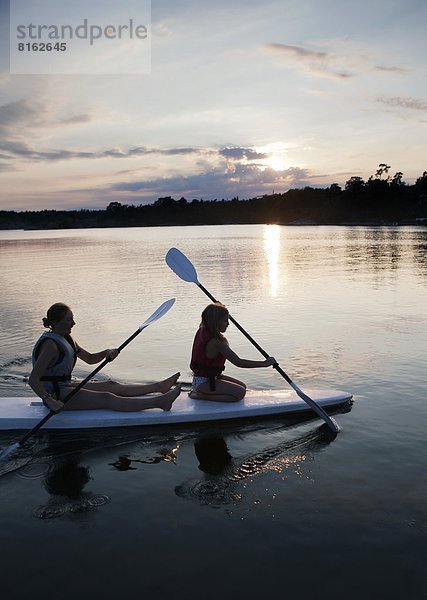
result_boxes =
[189,379,246,403]
[219,374,247,389]
[67,372,180,397]
[60,384,181,412]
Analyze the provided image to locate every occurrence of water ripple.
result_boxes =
[175,425,335,508]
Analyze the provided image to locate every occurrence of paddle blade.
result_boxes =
[166,248,199,284]
[289,381,340,433]
[139,298,175,330]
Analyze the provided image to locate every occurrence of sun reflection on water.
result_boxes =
[263,224,281,297]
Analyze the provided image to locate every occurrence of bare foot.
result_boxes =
[158,372,180,393]
[159,384,181,411]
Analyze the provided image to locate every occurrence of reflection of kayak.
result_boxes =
[0,389,352,430]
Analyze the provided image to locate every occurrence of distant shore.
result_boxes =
[2,177,426,230]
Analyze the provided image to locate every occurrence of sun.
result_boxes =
[256,142,289,172]
[265,155,287,171]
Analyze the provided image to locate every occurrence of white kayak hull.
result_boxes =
[0,389,352,431]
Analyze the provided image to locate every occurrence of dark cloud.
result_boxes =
[267,43,330,62]
[0,139,95,162]
[377,96,427,111]
[263,43,352,78]
[0,98,94,165]
[0,109,258,165]
[157,147,197,155]
[1,152,314,210]
[219,147,268,160]
[373,65,407,74]
[0,98,91,132]
[0,99,42,131]
[0,140,202,163]
[0,98,203,163]
[109,162,310,201]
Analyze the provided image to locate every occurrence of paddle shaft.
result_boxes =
[197,283,339,432]
[17,327,142,446]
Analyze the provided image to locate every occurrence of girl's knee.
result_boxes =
[228,386,246,401]
[236,389,246,401]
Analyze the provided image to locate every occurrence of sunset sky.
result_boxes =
[0,0,426,211]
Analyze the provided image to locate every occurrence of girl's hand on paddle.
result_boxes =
[43,395,65,414]
[106,348,120,361]
[265,356,277,367]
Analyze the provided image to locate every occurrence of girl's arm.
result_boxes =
[210,338,276,369]
[76,343,119,365]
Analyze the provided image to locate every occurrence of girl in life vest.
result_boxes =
[189,303,276,402]
[29,302,181,413]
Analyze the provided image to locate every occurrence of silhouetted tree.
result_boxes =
[154,196,175,208]
[415,171,427,190]
[345,176,365,193]
[328,183,342,196]
[390,172,404,187]
[107,201,124,212]
[375,163,391,179]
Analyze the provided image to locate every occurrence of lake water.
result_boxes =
[0,224,426,599]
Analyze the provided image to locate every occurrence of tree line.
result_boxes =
[1,166,426,230]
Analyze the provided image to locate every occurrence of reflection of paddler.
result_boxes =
[109,456,137,471]
[110,446,180,470]
[34,455,110,519]
[44,458,89,500]
[194,436,232,475]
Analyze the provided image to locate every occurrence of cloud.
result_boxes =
[263,42,406,79]
[0,98,208,171]
[264,43,352,79]
[60,114,92,125]
[0,139,202,163]
[0,99,45,133]
[0,139,94,162]
[101,146,198,159]
[377,96,427,111]
[0,98,91,133]
[0,92,311,205]
[373,65,407,74]
[0,97,200,164]
[108,162,310,202]
[0,108,263,166]
[267,43,331,62]
[219,147,268,160]
[0,97,96,167]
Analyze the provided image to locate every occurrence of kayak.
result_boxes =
[0,389,352,430]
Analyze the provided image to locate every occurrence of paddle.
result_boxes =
[0,298,176,462]
[165,247,339,433]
